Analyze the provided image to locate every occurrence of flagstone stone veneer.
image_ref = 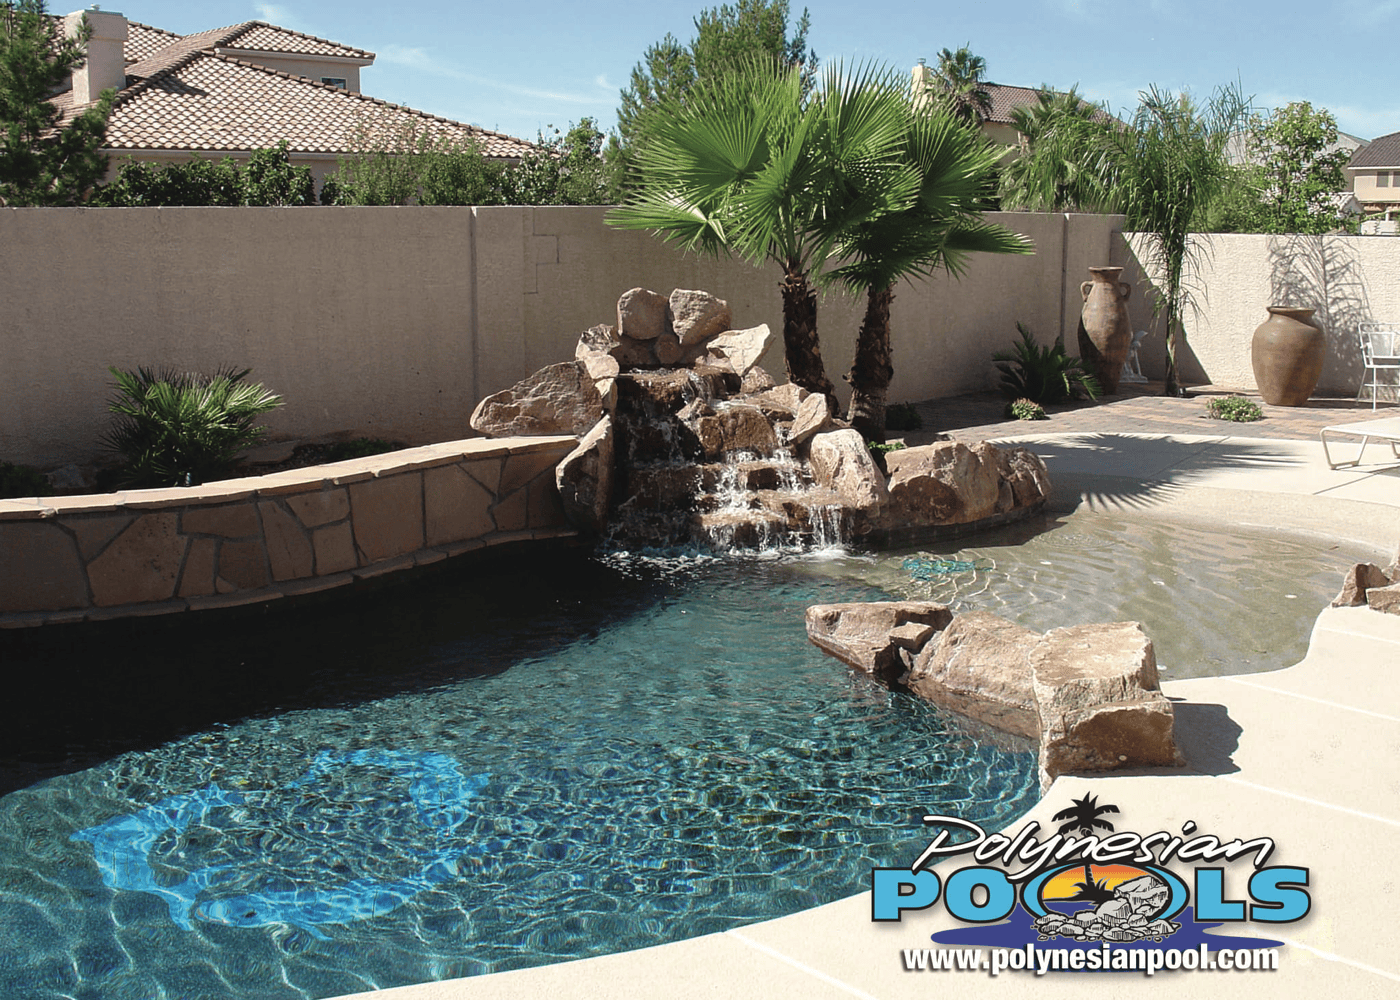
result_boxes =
[0,436,577,628]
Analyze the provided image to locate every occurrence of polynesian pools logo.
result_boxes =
[70,748,490,940]
[872,793,1310,962]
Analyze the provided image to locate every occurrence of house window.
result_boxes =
[321,77,347,89]
[1379,171,1390,188]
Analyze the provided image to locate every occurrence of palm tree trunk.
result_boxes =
[780,267,836,399]
[845,283,895,442]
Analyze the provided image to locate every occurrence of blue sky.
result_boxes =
[104,1,1396,144]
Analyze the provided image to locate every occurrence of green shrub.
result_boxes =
[322,438,402,462]
[884,402,923,431]
[1204,395,1264,422]
[0,461,50,499]
[103,366,283,488]
[993,322,1101,403]
[1006,397,1048,420]
[867,440,907,455]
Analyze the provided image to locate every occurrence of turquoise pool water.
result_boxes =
[0,551,1038,1000]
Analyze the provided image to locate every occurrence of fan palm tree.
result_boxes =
[826,99,1032,440]
[608,59,915,397]
[931,46,992,126]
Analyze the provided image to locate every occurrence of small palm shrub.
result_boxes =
[993,322,1101,404]
[104,367,283,488]
[1006,397,1048,420]
[0,461,50,499]
[1204,395,1263,422]
[884,402,924,431]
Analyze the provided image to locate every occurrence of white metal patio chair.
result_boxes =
[1358,323,1400,410]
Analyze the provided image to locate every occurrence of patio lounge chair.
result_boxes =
[1320,416,1400,469]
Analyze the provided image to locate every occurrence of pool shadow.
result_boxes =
[1167,699,1243,776]
[0,546,669,797]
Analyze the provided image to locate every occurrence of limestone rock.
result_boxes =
[1333,562,1393,606]
[617,288,671,341]
[614,335,658,369]
[706,324,774,376]
[788,392,835,447]
[740,366,777,394]
[883,440,1048,528]
[470,361,603,438]
[1366,581,1400,615]
[808,429,888,513]
[906,611,1041,739]
[805,600,953,683]
[654,332,684,366]
[1031,622,1181,787]
[669,289,732,346]
[691,404,779,459]
[555,416,614,535]
[576,323,619,358]
[1386,543,1399,581]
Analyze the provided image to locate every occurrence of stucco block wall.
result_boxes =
[0,436,576,627]
[1119,232,1400,393]
[1,206,1124,468]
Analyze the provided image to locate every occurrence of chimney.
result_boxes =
[63,8,128,105]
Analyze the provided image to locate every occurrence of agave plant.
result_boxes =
[103,366,282,488]
[992,323,1101,404]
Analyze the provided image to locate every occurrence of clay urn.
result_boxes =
[1077,266,1133,394]
[1251,306,1324,406]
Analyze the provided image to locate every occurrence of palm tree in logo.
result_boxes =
[1051,794,1120,904]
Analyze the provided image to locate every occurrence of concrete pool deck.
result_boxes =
[337,394,1400,1000]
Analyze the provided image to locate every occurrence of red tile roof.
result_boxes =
[124,21,180,63]
[103,52,536,159]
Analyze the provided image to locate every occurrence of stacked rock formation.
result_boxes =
[1330,545,1400,615]
[469,287,1052,550]
[804,600,1183,789]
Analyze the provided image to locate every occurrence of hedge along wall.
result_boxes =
[1,207,1124,468]
[0,436,576,628]
[1116,232,1400,394]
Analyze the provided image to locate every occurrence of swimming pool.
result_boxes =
[0,549,1037,1000]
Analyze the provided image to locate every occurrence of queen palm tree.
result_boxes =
[827,100,1032,440]
[931,45,992,126]
[999,86,1113,213]
[608,59,915,397]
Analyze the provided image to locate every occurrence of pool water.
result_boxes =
[0,550,1037,1000]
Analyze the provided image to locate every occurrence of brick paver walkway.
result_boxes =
[904,381,1398,445]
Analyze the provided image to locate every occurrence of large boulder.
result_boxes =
[808,429,888,513]
[805,600,953,683]
[905,611,1041,739]
[787,392,837,447]
[1332,562,1393,607]
[470,361,603,438]
[1031,622,1181,789]
[1367,581,1400,615]
[670,289,732,346]
[555,416,614,535]
[706,324,774,376]
[616,287,671,341]
[689,404,779,459]
[881,441,1049,531]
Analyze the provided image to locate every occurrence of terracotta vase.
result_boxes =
[1251,307,1324,406]
[1077,267,1133,395]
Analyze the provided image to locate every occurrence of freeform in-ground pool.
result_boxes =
[0,508,1364,999]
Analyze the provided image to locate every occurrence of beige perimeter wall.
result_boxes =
[1117,232,1400,394]
[4,207,1128,467]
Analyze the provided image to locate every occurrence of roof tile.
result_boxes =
[1350,131,1400,169]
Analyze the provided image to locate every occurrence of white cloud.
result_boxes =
[378,45,608,105]
[253,4,295,25]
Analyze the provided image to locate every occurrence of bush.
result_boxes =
[0,461,50,499]
[1005,397,1048,420]
[883,402,923,431]
[867,440,907,455]
[993,322,1101,404]
[103,366,283,488]
[1204,395,1264,422]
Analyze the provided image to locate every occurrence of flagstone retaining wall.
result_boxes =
[0,436,576,628]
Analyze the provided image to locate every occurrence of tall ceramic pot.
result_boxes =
[1251,307,1324,406]
[1077,266,1133,395]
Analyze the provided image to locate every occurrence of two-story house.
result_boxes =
[1348,131,1400,222]
[53,8,536,188]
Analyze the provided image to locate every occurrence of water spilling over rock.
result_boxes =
[470,287,1053,554]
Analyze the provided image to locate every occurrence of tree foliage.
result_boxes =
[0,0,111,206]
[610,1,816,194]
[928,45,992,125]
[998,86,1112,212]
[95,141,313,206]
[1244,101,1352,234]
